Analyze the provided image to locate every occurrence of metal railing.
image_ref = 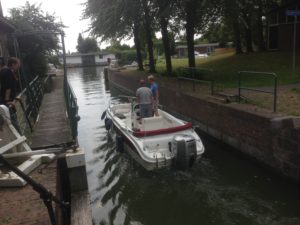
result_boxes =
[238,71,278,112]
[17,76,44,133]
[64,78,80,141]
[177,67,214,95]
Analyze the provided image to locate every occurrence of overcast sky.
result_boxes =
[2,0,90,53]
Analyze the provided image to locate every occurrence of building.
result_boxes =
[59,52,116,67]
[176,43,219,58]
[268,0,300,51]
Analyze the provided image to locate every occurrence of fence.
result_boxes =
[238,71,278,112]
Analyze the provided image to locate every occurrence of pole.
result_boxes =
[292,15,297,76]
[60,33,67,79]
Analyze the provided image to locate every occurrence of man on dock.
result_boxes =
[0,57,21,133]
[0,57,21,106]
[136,79,153,118]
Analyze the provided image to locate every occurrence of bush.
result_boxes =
[116,50,146,65]
[116,50,137,65]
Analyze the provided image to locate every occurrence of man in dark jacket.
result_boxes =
[0,57,21,105]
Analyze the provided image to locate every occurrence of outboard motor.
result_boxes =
[172,134,197,170]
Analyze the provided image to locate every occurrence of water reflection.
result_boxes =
[67,66,300,225]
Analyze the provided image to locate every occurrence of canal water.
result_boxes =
[68,66,300,225]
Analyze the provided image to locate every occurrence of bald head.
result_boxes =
[139,79,145,86]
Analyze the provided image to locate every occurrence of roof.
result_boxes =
[0,17,16,32]
[176,43,219,49]
[268,0,300,14]
[60,52,115,57]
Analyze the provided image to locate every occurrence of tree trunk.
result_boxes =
[242,9,253,52]
[142,1,156,73]
[225,0,242,54]
[243,13,254,53]
[185,0,197,68]
[160,16,172,74]
[133,23,144,71]
[232,21,243,54]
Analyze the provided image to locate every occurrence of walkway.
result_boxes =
[30,75,72,148]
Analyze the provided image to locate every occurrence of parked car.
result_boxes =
[194,51,208,58]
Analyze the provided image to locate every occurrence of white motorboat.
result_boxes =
[103,96,205,170]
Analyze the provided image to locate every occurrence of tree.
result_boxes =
[8,2,64,80]
[173,0,217,67]
[141,0,156,73]
[184,0,198,67]
[219,0,282,53]
[76,33,99,53]
[77,33,84,50]
[200,19,234,47]
[153,0,174,74]
[84,0,144,70]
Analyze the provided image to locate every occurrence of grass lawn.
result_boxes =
[122,51,300,116]
[156,51,300,88]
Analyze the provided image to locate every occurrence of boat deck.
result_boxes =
[112,104,182,132]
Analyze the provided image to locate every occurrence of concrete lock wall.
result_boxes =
[108,69,300,182]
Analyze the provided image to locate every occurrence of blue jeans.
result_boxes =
[140,104,152,118]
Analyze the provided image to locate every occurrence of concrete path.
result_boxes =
[0,161,57,225]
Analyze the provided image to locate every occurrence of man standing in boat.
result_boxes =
[136,79,153,118]
[148,75,159,116]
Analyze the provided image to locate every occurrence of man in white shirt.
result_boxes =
[136,79,153,118]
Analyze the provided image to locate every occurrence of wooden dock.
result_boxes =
[30,75,72,148]
[0,74,92,225]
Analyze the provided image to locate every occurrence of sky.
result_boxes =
[1,0,91,53]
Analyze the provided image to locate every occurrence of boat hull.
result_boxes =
[106,102,205,170]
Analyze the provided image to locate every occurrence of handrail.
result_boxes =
[64,78,80,142]
[238,71,278,112]
[16,75,44,133]
[177,67,214,95]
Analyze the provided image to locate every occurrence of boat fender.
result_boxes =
[172,134,197,170]
[104,118,112,131]
[101,110,107,120]
[116,135,124,152]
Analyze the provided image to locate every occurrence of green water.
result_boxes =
[68,66,300,225]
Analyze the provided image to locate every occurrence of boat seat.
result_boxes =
[114,108,130,114]
[115,113,126,119]
[142,116,164,131]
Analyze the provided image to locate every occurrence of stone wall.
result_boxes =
[108,69,300,182]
